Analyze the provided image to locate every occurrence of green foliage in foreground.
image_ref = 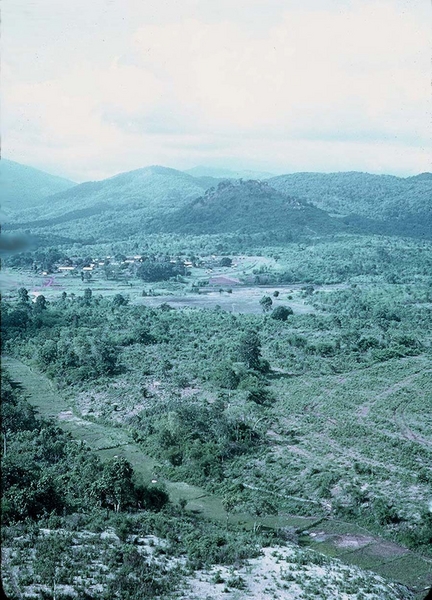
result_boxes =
[1,372,268,599]
[1,372,168,523]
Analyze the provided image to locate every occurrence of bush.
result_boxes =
[271,305,293,321]
[213,362,239,389]
[220,257,232,267]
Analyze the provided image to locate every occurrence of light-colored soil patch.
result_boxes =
[2,529,182,599]
[57,410,88,424]
[133,288,316,315]
[334,534,374,550]
[178,545,412,600]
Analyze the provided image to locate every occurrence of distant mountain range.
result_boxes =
[269,171,432,234]
[1,159,76,216]
[5,165,219,223]
[3,160,432,242]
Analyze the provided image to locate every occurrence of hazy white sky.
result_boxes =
[3,0,431,181]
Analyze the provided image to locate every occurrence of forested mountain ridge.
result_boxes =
[6,165,219,224]
[151,179,346,236]
[1,158,76,216]
[185,165,274,179]
[4,162,432,241]
[4,172,345,243]
[269,171,432,224]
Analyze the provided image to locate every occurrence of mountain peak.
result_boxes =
[185,165,275,180]
[1,158,76,215]
[107,165,189,181]
[407,172,432,181]
[155,178,340,236]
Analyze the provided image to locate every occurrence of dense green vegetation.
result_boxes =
[5,166,432,246]
[269,171,432,238]
[4,165,217,227]
[152,179,344,236]
[2,279,431,542]
[1,359,269,598]
[2,160,432,598]
[1,371,170,521]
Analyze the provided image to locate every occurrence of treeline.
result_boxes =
[3,281,431,392]
[5,234,432,291]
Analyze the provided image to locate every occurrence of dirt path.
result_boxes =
[355,361,432,450]
[393,398,432,448]
[3,356,431,595]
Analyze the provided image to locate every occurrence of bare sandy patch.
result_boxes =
[178,545,412,600]
[57,410,88,424]
[334,534,375,549]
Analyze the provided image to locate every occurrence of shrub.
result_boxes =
[271,306,293,321]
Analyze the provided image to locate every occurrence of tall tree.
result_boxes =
[17,287,30,304]
[238,330,262,370]
[259,295,273,312]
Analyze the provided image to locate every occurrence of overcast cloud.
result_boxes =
[2,0,431,181]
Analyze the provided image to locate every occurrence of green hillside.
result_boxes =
[1,159,76,216]
[269,171,432,237]
[153,179,346,237]
[5,173,344,244]
[5,165,432,244]
[4,165,223,242]
[7,165,218,224]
